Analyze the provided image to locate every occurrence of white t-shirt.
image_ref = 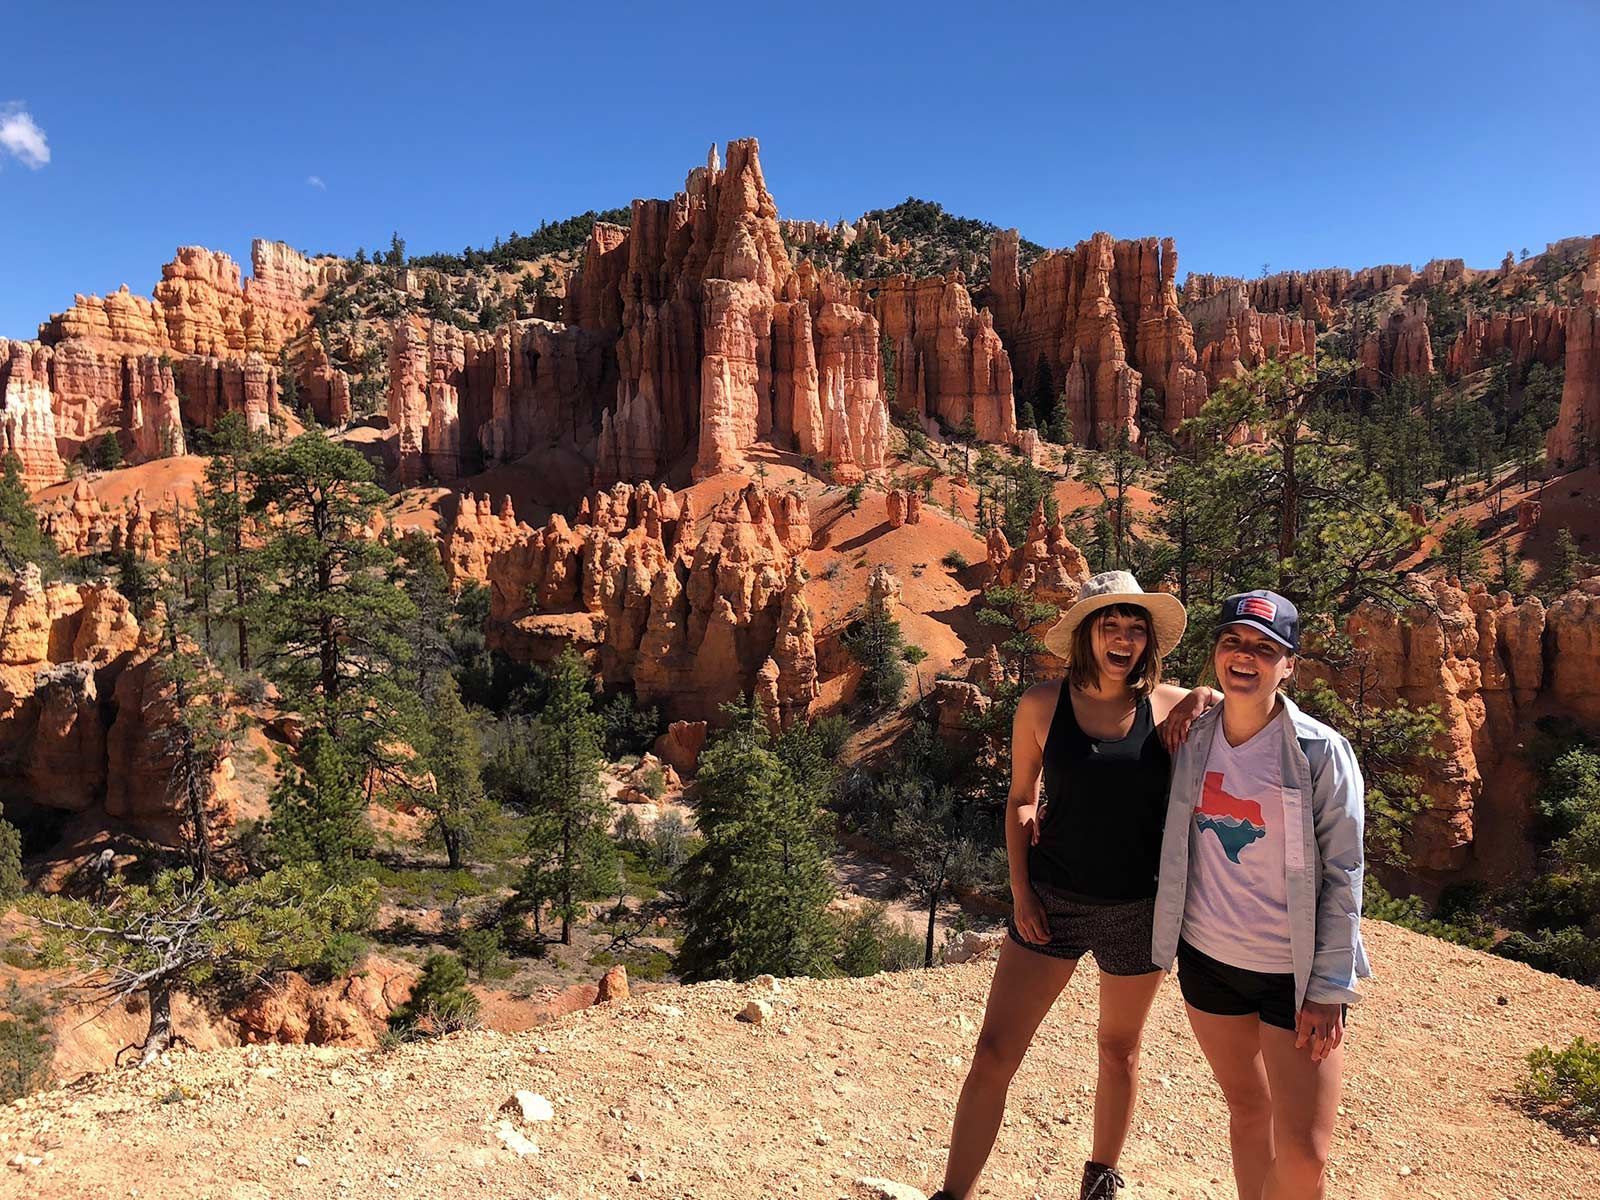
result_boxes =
[1181,708,1296,973]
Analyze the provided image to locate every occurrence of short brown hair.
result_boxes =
[1067,603,1163,697]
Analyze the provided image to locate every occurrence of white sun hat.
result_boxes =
[1041,570,1188,661]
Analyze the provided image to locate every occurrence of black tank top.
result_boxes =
[1027,686,1172,901]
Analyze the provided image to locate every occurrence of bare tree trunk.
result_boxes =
[139,984,174,1066]
[560,816,573,946]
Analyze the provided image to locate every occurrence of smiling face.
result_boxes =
[1213,623,1296,700]
[1069,603,1160,696]
[1094,609,1150,679]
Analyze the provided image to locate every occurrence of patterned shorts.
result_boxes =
[1006,882,1160,976]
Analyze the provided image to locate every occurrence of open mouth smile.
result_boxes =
[1226,664,1259,681]
[1107,649,1134,668]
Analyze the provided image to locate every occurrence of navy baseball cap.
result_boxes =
[1214,589,1299,653]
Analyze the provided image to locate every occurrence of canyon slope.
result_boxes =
[5,138,1600,882]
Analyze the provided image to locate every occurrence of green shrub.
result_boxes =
[0,982,52,1101]
[1363,878,1493,950]
[1513,872,1600,933]
[1522,1037,1600,1129]
[639,765,667,801]
[457,926,505,981]
[614,807,646,851]
[388,953,480,1037]
[650,812,693,873]
[1495,927,1600,984]
[941,549,969,571]
[316,931,369,982]
[1536,748,1600,839]
[833,903,924,976]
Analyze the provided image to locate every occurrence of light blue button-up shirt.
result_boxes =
[1152,693,1372,1012]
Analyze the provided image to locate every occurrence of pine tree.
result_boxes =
[22,865,375,1063]
[96,431,123,471]
[995,456,1055,546]
[1433,517,1486,582]
[197,413,262,669]
[1077,422,1142,569]
[387,952,479,1036]
[675,707,837,982]
[0,800,22,903]
[1298,654,1445,867]
[1174,353,1421,620]
[0,453,60,580]
[1031,354,1056,432]
[879,722,988,966]
[842,600,909,714]
[393,529,455,703]
[153,604,231,884]
[268,733,372,882]
[879,333,898,413]
[117,542,155,621]
[976,584,1059,689]
[516,648,613,945]
[1549,527,1583,596]
[1496,541,1527,596]
[0,982,52,1101]
[248,429,419,767]
[417,677,490,870]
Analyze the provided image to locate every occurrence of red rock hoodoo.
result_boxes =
[989,230,1208,444]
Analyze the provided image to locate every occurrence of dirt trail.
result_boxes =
[3,921,1596,1199]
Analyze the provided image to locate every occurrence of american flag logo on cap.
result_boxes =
[1238,596,1277,621]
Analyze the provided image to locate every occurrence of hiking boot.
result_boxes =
[1079,1160,1126,1200]
[927,1192,957,1200]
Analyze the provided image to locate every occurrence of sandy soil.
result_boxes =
[3,920,1595,1200]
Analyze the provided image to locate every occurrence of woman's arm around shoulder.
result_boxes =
[1152,682,1222,754]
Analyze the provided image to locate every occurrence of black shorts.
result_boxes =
[1006,882,1159,976]
[1178,938,1310,1031]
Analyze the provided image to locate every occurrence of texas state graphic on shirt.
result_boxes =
[1196,771,1267,863]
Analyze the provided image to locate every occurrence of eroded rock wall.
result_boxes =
[989,230,1207,443]
[444,479,818,724]
[1333,576,1600,871]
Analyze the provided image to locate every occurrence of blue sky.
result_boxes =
[2,1,1597,339]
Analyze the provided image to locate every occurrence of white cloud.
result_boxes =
[306,174,326,191]
[0,102,50,169]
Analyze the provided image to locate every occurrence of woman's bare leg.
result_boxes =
[1185,1005,1274,1200]
[1258,1025,1342,1200]
[1090,969,1165,1166]
[940,938,1078,1198]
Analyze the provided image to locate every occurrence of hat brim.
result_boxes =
[1212,617,1297,653]
[1042,590,1189,661]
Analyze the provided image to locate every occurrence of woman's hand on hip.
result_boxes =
[1015,803,1041,846]
[1295,1000,1345,1062]
[1011,882,1049,945]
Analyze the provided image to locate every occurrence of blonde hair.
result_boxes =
[1067,603,1162,698]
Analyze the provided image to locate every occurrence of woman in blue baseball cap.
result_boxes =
[929,571,1219,1200]
[1151,589,1370,1200]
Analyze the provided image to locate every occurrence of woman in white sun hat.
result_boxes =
[931,571,1219,1200]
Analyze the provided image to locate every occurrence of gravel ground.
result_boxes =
[2,921,1596,1200]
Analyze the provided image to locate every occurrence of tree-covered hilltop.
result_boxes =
[404,207,634,274]
[787,197,1047,283]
